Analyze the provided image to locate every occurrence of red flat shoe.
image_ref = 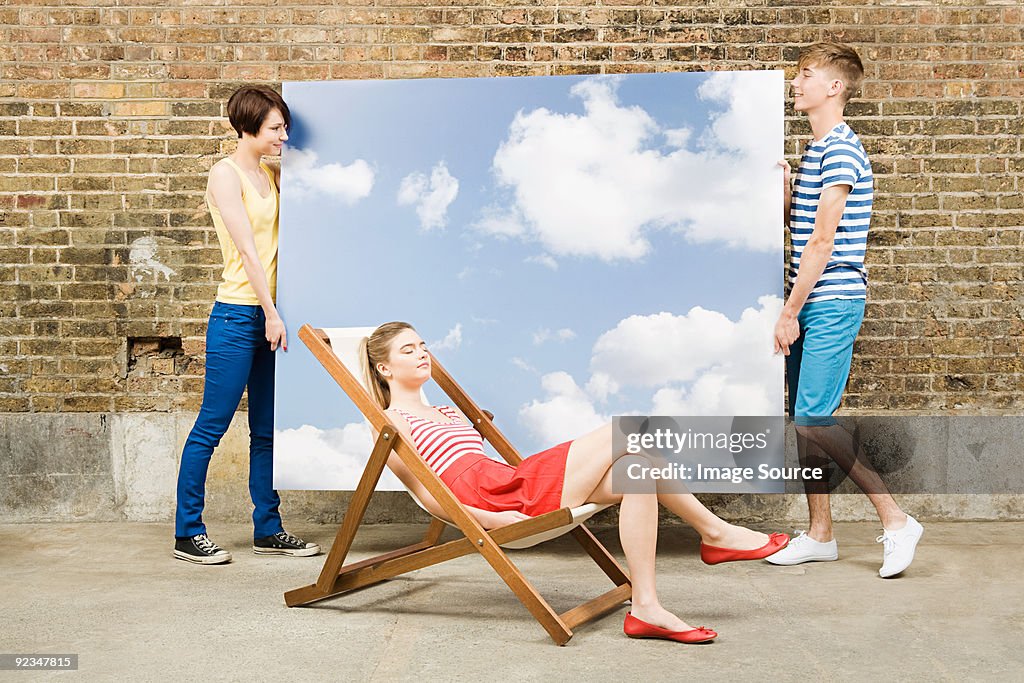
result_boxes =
[624,612,717,643]
[700,532,790,565]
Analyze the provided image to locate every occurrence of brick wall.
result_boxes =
[1,2,1022,416]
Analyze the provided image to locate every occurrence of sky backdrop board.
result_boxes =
[275,71,785,490]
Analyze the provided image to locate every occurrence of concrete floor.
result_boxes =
[1,521,1022,682]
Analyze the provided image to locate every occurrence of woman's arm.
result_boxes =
[389,454,521,529]
[378,413,524,529]
[208,161,287,351]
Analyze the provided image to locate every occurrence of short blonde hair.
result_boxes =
[797,42,864,104]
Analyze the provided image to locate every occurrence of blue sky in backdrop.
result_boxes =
[274,71,785,490]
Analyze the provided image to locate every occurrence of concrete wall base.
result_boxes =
[2,412,1021,525]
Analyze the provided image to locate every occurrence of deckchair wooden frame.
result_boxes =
[284,325,632,645]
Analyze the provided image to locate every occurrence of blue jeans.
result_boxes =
[786,298,866,427]
[175,301,283,539]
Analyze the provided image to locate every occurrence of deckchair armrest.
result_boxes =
[487,507,573,545]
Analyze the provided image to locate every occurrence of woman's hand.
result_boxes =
[266,314,287,352]
[484,510,530,529]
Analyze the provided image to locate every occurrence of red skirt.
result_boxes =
[440,441,572,517]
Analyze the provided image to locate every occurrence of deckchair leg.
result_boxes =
[287,434,454,608]
[286,537,439,607]
[422,518,446,544]
[436,512,572,645]
[473,541,574,645]
[570,525,631,587]
[560,583,633,631]
[313,428,396,594]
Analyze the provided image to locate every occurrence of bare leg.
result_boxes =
[585,461,695,630]
[562,422,771,550]
[796,424,907,530]
[657,491,769,550]
[559,423,617,508]
[796,431,835,542]
[807,493,835,541]
[617,489,695,631]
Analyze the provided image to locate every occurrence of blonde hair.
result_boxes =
[359,321,416,410]
[798,42,865,104]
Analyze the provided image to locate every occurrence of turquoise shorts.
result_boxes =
[786,298,866,427]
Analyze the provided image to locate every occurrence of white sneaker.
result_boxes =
[877,515,924,578]
[764,530,838,565]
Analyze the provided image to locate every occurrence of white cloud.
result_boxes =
[525,254,558,270]
[516,296,783,443]
[398,161,459,230]
[473,205,525,239]
[432,323,463,351]
[518,371,608,445]
[697,71,780,154]
[585,372,620,402]
[284,147,374,203]
[649,374,778,417]
[532,327,577,346]
[484,73,782,260]
[591,295,785,416]
[511,356,536,373]
[274,422,404,491]
[663,127,692,148]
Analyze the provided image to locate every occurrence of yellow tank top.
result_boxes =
[208,157,279,305]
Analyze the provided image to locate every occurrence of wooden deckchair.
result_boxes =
[284,325,632,645]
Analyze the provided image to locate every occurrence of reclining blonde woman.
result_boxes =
[360,322,789,643]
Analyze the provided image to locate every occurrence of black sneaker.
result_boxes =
[253,531,320,557]
[174,533,232,565]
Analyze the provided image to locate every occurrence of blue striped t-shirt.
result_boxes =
[788,121,873,302]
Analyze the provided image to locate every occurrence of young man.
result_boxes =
[768,43,923,577]
[173,86,320,564]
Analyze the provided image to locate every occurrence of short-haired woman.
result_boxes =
[173,86,319,564]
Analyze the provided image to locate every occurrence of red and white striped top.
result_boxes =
[393,406,487,477]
